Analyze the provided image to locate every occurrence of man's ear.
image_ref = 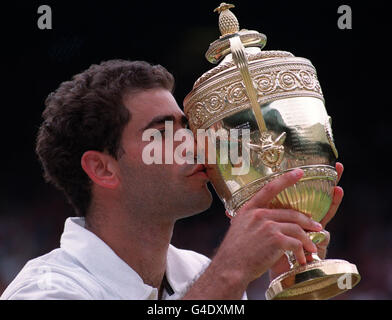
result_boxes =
[81,151,119,189]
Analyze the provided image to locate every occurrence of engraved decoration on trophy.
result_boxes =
[184,3,360,299]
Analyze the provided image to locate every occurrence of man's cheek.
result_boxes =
[139,136,165,165]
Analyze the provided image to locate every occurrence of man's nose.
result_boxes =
[173,128,197,162]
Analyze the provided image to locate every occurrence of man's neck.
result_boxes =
[85,207,175,291]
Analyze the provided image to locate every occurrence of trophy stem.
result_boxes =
[308,230,327,245]
[284,251,297,269]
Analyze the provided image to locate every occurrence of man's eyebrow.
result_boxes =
[141,114,188,132]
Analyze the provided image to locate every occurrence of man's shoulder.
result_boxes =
[0,248,100,300]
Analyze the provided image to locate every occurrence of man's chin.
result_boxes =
[179,188,213,218]
[198,190,213,212]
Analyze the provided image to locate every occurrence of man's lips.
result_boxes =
[187,164,208,177]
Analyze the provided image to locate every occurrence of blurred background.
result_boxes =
[0,1,390,299]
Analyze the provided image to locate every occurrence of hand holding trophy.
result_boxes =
[184,3,360,299]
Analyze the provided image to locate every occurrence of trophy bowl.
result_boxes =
[184,3,360,299]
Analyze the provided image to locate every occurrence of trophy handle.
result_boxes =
[230,36,286,172]
[229,36,267,133]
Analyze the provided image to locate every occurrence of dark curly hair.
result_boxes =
[36,60,174,216]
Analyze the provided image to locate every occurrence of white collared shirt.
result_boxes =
[1,217,242,300]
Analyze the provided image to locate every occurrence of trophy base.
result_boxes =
[265,259,360,300]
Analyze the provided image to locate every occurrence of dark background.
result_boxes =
[0,1,390,299]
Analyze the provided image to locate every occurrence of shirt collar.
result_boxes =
[60,217,156,299]
[60,217,209,300]
[165,244,210,299]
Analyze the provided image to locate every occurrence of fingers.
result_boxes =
[264,210,322,265]
[283,236,307,265]
[262,209,323,232]
[254,209,321,265]
[240,164,343,213]
[243,169,304,210]
[336,162,344,184]
[317,229,330,249]
[272,220,318,265]
[279,223,318,253]
[320,186,344,227]
[279,233,314,266]
[316,230,330,260]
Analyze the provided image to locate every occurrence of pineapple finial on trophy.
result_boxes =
[214,3,239,37]
[205,3,266,64]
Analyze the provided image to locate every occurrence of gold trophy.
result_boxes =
[184,3,360,299]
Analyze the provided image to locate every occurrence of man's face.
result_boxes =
[117,88,213,221]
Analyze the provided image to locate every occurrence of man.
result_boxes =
[1,60,343,299]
